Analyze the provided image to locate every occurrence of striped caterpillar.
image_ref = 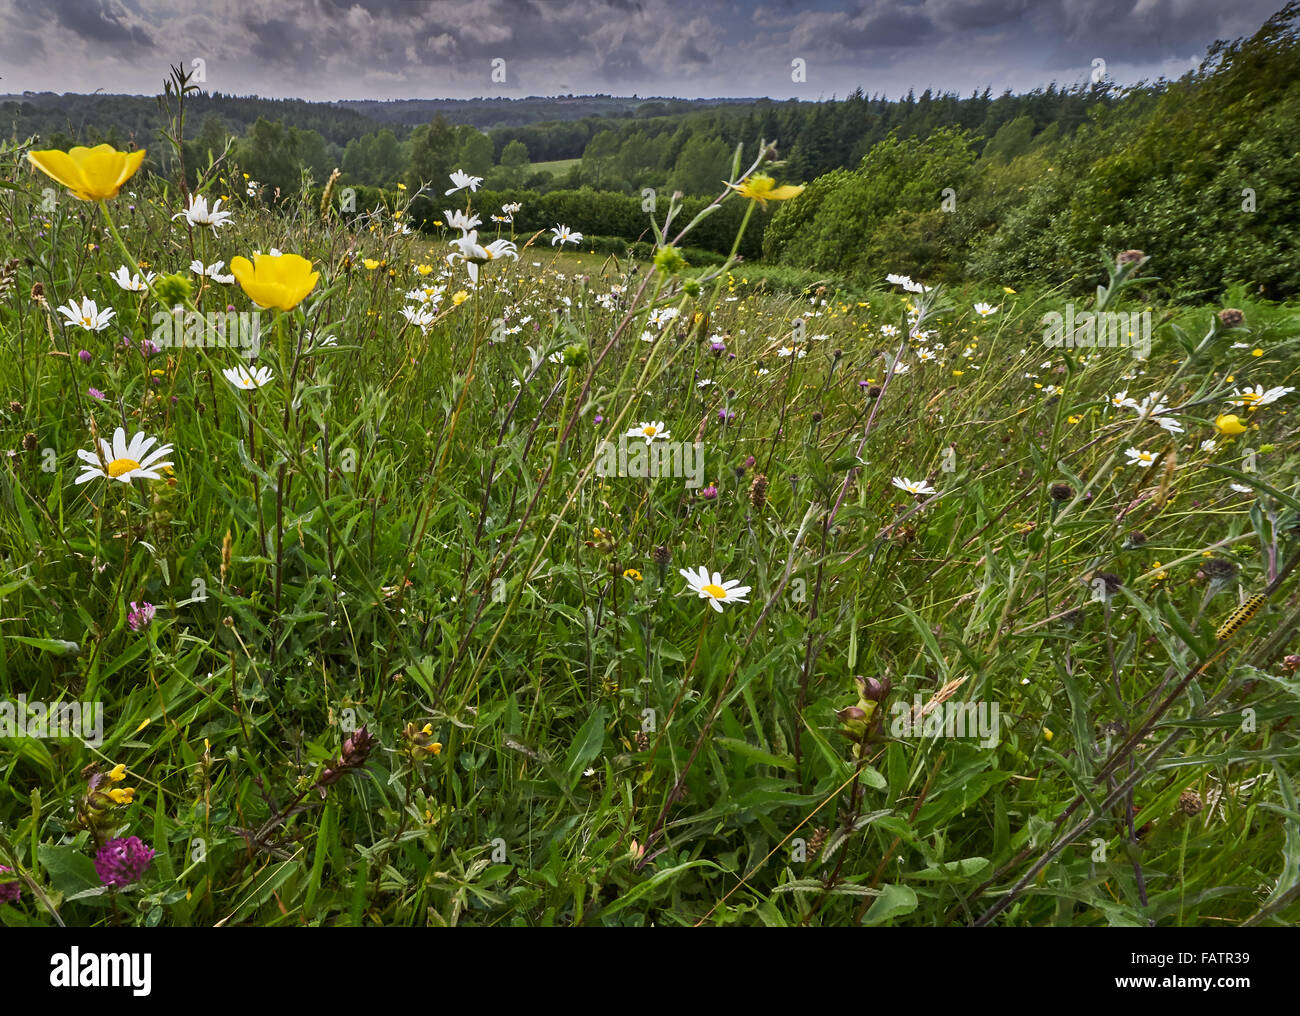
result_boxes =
[1215,593,1267,642]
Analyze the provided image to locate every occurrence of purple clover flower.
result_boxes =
[0,865,20,904]
[127,602,155,631]
[94,837,155,888]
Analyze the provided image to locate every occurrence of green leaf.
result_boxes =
[862,883,919,925]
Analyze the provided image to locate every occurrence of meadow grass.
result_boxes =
[1,135,1299,927]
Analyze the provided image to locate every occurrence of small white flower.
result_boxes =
[678,566,751,613]
[1124,447,1157,466]
[443,209,481,233]
[446,169,483,195]
[973,302,998,318]
[190,259,235,284]
[57,297,115,332]
[75,427,173,485]
[627,421,669,444]
[891,476,936,496]
[109,265,156,291]
[222,365,273,390]
[550,224,583,246]
[173,194,233,234]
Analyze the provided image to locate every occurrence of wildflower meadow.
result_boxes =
[1,58,1299,936]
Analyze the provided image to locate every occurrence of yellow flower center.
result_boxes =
[702,583,727,599]
[643,426,657,436]
[107,457,141,478]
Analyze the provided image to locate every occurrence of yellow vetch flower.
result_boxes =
[28,144,145,202]
[107,786,136,805]
[1215,413,1248,436]
[229,252,319,312]
[726,173,804,207]
[107,763,127,782]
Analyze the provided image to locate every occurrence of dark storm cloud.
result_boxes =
[0,0,1287,99]
[13,0,153,49]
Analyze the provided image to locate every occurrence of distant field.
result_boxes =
[529,157,581,176]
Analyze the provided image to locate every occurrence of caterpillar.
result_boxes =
[1216,593,1267,642]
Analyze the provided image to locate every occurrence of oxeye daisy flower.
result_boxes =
[443,209,482,233]
[627,421,669,444]
[173,194,233,234]
[1125,447,1157,466]
[445,169,483,195]
[973,302,998,318]
[109,265,156,291]
[448,231,518,283]
[550,224,583,246]
[57,297,115,332]
[892,476,936,496]
[678,566,751,612]
[190,259,235,284]
[222,365,273,390]
[28,144,144,202]
[75,427,174,485]
[1228,384,1294,409]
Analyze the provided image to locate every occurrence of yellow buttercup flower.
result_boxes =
[229,252,319,312]
[363,258,380,270]
[28,144,145,202]
[1215,413,1248,436]
[726,173,804,207]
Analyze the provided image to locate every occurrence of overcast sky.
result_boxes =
[0,0,1285,101]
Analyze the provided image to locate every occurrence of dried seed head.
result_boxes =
[1217,308,1245,328]
[1049,482,1073,502]
[1117,249,1145,266]
[22,432,38,452]
[1202,558,1238,581]
[1178,790,1203,817]
[749,472,768,512]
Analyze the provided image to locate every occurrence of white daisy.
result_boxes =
[443,209,481,233]
[109,265,156,292]
[75,428,173,485]
[891,476,936,496]
[445,169,483,195]
[222,365,274,390]
[190,259,235,284]
[173,194,233,234]
[627,421,669,444]
[57,297,115,332]
[973,302,998,318]
[551,224,583,246]
[1228,384,1295,409]
[1124,447,1157,466]
[678,566,751,613]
